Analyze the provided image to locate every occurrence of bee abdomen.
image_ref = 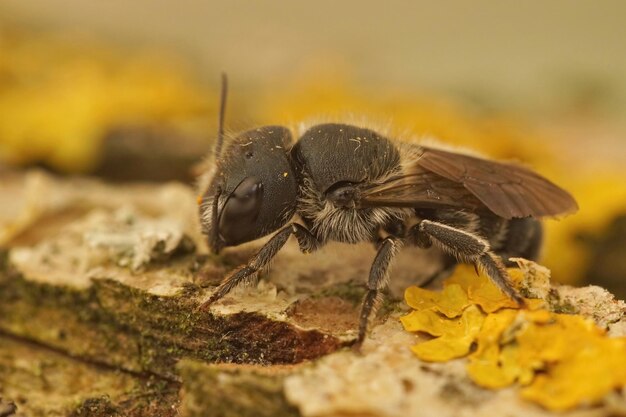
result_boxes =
[417,209,543,264]
[493,217,543,265]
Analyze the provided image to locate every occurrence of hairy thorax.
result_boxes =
[296,177,409,244]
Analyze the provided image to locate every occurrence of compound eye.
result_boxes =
[218,177,264,244]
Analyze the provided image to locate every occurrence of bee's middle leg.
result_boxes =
[356,236,402,348]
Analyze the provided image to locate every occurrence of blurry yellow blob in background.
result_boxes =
[0,29,213,172]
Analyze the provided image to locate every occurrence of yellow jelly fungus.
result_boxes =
[445,265,520,313]
[408,305,485,362]
[404,284,470,318]
[402,265,626,411]
[521,337,626,411]
[467,310,533,389]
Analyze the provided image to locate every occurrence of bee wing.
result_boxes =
[359,168,485,211]
[360,146,578,219]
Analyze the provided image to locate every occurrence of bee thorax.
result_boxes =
[297,177,407,244]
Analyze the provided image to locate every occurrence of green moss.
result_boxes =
[0,334,181,417]
[547,289,579,315]
[316,280,367,306]
[0,266,342,381]
[70,397,122,417]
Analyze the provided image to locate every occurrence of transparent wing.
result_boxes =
[359,146,578,219]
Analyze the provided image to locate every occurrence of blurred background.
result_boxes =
[1,1,625,294]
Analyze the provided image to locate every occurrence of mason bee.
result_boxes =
[197,76,578,347]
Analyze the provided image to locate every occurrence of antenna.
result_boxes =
[214,72,228,158]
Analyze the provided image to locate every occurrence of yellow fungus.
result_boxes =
[521,337,626,411]
[407,305,485,362]
[402,265,626,411]
[404,284,470,318]
[445,265,519,313]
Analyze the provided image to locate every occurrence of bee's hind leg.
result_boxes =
[416,220,524,305]
[405,222,458,288]
[197,223,321,310]
[355,236,402,349]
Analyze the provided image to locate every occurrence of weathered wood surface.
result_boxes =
[0,171,430,415]
[0,171,624,417]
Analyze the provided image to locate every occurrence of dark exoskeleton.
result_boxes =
[198,79,578,347]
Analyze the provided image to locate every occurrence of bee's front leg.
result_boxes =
[197,223,321,310]
[355,236,402,349]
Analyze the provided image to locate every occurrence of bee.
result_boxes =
[197,76,578,347]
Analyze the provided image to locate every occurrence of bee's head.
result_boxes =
[199,125,298,253]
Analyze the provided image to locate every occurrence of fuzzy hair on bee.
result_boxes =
[196,76,578,348]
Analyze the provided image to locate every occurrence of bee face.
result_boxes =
[199,126,298,253]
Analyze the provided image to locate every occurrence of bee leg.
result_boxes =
[418,220,524,305]
[197,223,321,310]
[355,237,402,349]
[406,223,458,287]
